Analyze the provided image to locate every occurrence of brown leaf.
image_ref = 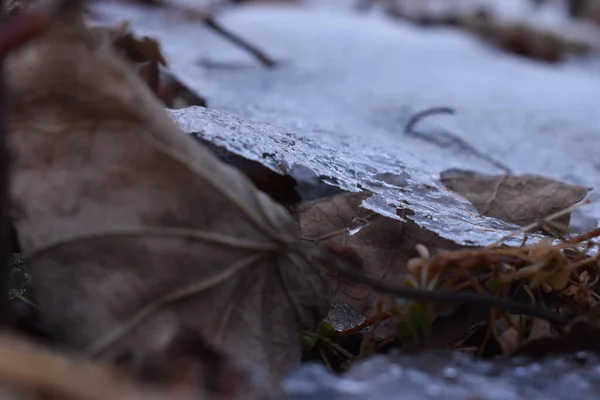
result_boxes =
[5,2,329,387]
[113,31,168,66]
[528,317,552,342]
[440,169,589,233]
[514,305,600,356]
[118,327,278,398]
[0,333,191,400]
[495,315,521,355]
[384,5,591,62]
[89,24,206,109]
[298,192,459,317]
[460,11,591,63]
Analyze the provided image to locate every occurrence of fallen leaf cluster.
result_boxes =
[370,0,593,63]
[0,0,598,397]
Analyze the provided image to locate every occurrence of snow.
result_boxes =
[92,0,600,245]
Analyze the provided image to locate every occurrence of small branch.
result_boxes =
[404,107,455,135]
[314,248,570,325]
[404,106,511,173]
[486,200,590,249]
[95,0,276,67]
[203,16,277,67]
[568,227,600,244]
[304,331,355,360]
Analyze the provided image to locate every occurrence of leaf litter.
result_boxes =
[0,0,599,399]
[440,169,590,234]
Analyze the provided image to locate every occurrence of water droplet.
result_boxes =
[347,217,372,235]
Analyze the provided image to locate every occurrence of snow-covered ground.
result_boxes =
[92,0,600,244]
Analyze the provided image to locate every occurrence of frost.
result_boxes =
[284,351,600,400]
[172,106,524,246]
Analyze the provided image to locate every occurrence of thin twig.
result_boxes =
[13,294,40,310]
[304,331,355,360]
[88,252,266,358]
[568,227,600,244]
[314,248,570,325]
[446,272,495,292]
[338,311,393,338]
[404,106,511,173]
[404,107,455,136]
[486,200,590,249]
[203,17,277,67]
[93,0,276,66]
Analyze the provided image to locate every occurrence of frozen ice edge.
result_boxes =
[171,106,534,246]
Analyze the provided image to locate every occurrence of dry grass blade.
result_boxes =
[486,199,591,248]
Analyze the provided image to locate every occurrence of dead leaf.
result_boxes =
[514,305,600,356]
[460,11,591,63]
[384,5,592,62]
[440,169,589,233]
[4,2,329,387]
[529,317,551,341]
[113,31,168,66]
[495,315,521,355]
[117,327,278,399]
[0,333,192,400]
[298,192,459,317]
[90,24,207,109]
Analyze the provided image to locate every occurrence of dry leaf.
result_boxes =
[440,169,589,233]
[528,317,551,341]
[0,333,192,400]
[514,305,600,356]
[117,327,278,399]
[5,1,329,388]
[496,325,520,355]
[113,31,168,66]
[298,192,459,317]
[383,4,591,62]
[90,24,206,109]
[460,11,591,63]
